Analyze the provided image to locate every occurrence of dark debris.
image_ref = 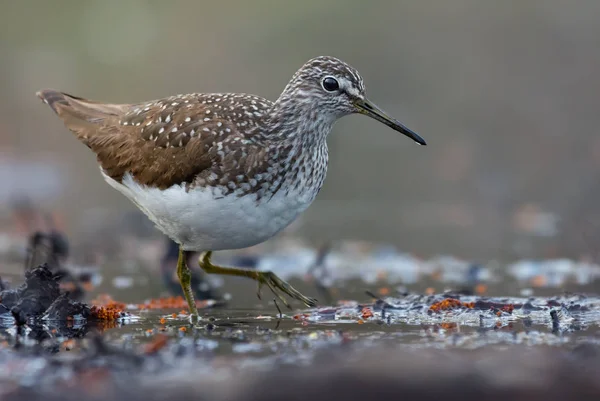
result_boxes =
[0,264,61,317]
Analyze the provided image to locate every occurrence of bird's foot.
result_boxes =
[256,271,318,309]
[199,251,318,309]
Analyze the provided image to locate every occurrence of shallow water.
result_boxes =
[86,288,600,358]
[1,252,600,398]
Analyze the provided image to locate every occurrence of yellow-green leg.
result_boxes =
[198,251,318,309]
[177,246,200,321]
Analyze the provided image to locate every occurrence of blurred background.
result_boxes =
[1,0,600,275]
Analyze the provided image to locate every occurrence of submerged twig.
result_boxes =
[365,290,394,310]
[11,307,27,350]
[273,298,283,330]
[550,309,561,334]
[306,242,334,305]
[273,298,283,319]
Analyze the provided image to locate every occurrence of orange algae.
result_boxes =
[89,304,124,321]
[88,294,207,322]
[361,307,374,319]
[497,304,515,315]
[439,322,458,330]
[429,298,475,312]
[292,313,310,321]
[136,296,206,310]
[89,295,127,321]
[142,296,189,310]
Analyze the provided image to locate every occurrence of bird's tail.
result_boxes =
[36,89,126,142]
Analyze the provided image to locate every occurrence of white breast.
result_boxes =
[102,171,317,251]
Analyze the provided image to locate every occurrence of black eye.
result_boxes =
[322,77,339,92]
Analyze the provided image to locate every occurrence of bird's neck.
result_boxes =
[259,94,333,196]
[263,92,337,147]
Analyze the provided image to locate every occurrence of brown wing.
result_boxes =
[37,89,273,190]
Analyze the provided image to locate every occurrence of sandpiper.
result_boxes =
[37,56,426,320]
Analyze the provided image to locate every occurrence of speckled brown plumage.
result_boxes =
[36,90,278,191]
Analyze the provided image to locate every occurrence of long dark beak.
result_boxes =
[355,98,426,146]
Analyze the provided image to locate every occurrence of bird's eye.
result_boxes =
[322,77,339,92]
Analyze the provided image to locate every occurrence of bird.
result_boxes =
[36,56,426,321]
